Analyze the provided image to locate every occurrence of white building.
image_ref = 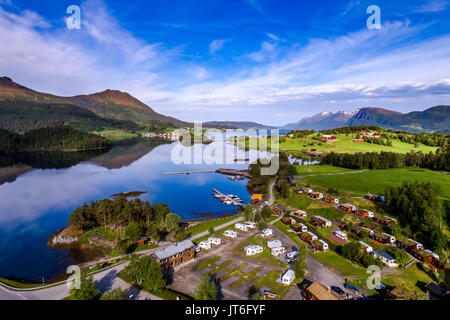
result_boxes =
[244,221,256,229]
[291,210,307,218]
[267,239,282,249]
[208,237,222,246]
[261,228,273,238]
[281,270,295,285]
[223,230,238,238]
[235,223,248,232]
[372,250,398,267]
[271,246,286,256]
[334,230,348,241]
[363,210,374,218]
[244,245,263,256]
[199,241,211,250]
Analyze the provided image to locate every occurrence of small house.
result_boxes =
[291,223,307,233]
[272,204,286,216]
[310,192,323,199]
[244,221,256,229]
[353,139,365,143]
[396,238,423,251]
[208,237,222,246]
[199,240,211,250]
[299,231,318,243]
[339,203,356,212]
[424,282,449,300]
[311,216,332,228]
[281,216,294,225]
[235,223,248,232]
[371,216,392,226]
[281,270,295,285]
[323,197,339,204]
[223,230,238,238]
[303,282,339,300]
[359,241,373,253]
[153,239,195,270]
[291,210,307,218]
[382,233,396,244]
[334,219,348,230]
[267,239,283,249]
[271,246,286,256]
[334,230,348,241]
[311,239,327,252]
[244,245,263,256]
[261,228,273,238]
[372,233,392,244]
[354,209,374,219]
[372,250,398,267]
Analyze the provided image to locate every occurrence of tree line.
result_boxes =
[321,147,449,171]
[385,181,448,253]
[0,126,111,152]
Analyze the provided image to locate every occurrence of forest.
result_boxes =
[385,181,448,253]
[321,147,449,171]
[0,127,111,152]
[68,197,187,242]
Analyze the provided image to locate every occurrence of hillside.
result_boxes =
[347,106,450,132]
[0,77,188,127]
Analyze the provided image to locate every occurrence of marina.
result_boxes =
[212,188,245,207]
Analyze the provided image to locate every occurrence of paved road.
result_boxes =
[190,216,244,241]
[268,180,276,206]
[0,248,165,300]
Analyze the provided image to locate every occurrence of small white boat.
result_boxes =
[224,200,232,205]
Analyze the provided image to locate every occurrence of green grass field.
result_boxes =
[296,165,353,175]
[299,166,450,200]
[280,133,439,154]
[94,129,138,141]
[186,214,242,237]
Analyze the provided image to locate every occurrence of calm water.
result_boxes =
[0,136,273,281]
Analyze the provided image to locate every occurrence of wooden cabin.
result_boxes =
[282,216,294,225]
[153,239,195,270]
[334,219,348,230]
[299,231,317,243]
[339,203,356,212]
[371,216,392,226]
[272,204,286,216]
[371,233,392,244]
[311,239,329,252]
[310,216,332,228]
[323,197,339,204]
[396,239,423,251]
[291,210,307,218]
[309,192,323,199]
[303,282,339,300]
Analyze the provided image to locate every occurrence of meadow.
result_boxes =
[280,133,439,154]
[298,166,450,200]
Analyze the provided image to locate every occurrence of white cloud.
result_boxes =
[413,0,449,13]
[209,39,230,54]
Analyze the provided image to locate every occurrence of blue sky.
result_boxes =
[0,0,449,125]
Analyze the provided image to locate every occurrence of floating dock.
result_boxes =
[212,188,245,207]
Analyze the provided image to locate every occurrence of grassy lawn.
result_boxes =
[300,167,450,200]
[273,220,308,250]
[312,251,368,279]
[186,214,242,237]
[0,277,44,288]
[280,134,439,154]
[307,207,344,220]
[231,235,287,268]
[95,129,138,141]
[296,165,353,175]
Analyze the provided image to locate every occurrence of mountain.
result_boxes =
[203,121,273,129]
[0,77,188,127]
[348,106,450,132]
[282,109,359,131]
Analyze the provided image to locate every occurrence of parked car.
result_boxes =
[331,286,345,295]
[344,283,360,294]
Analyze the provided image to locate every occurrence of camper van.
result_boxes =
[267,239,282,249]
[244,221,256,229]
[235,223,248,232]
[271,246,286,256]
[261,228,273,238]
[223,230,238,238]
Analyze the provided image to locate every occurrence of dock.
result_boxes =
[162,170,214,175]
[212,188,245,207]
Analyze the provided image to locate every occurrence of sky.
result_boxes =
[0,0,449,126]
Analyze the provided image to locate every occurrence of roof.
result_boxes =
[306,231,317,238]
[245,245,262,250]
[282,270,295,279]
[306,282,338,300]
[359,241,372,248]
[154,239,195,260]
[340,203,355,208]
[274,204,286,211]
[374,250,396,261]
[313,215,331,223]
[425,282,448,297]
[318,239,328,246]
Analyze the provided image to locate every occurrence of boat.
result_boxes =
[224,200,232,205]
[227,176,236,181]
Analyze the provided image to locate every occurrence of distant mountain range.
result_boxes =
[282,106,450,133]
[203,121,273,129]
[282,109,360,131]
[0,77,188,131]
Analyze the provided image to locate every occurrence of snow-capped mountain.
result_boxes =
[282,109,360,130]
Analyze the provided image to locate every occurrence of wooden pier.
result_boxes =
[162,170,214,175]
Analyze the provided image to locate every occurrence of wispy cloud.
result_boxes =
[209,39,230,54]
[413,0,449,13]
